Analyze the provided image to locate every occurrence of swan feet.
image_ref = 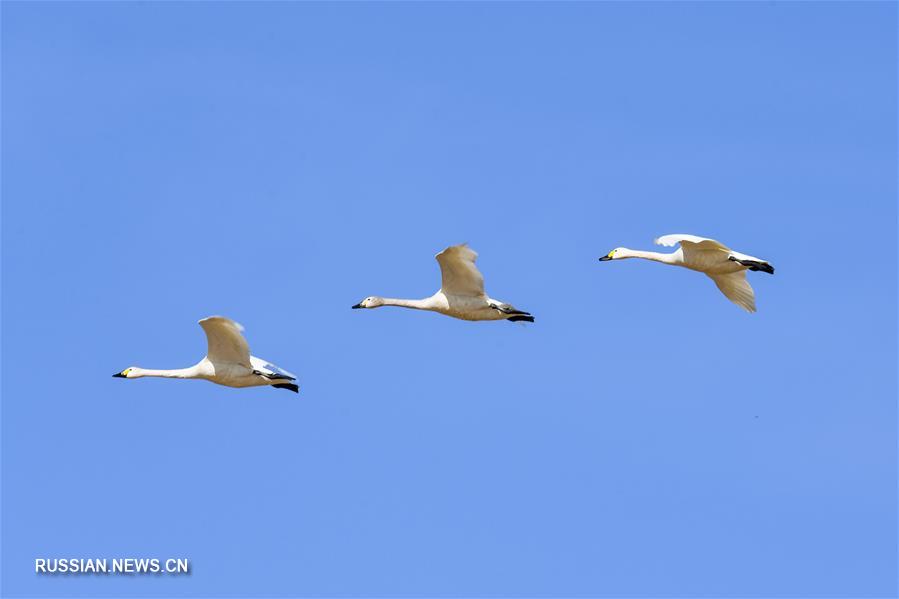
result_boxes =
[489,303,535,322]
[728,256,775,274]
[507,314,535,323]
[272,383,300,393]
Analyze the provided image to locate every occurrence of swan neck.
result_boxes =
[622,249,677,264]
[381,297,431,310]
[133,367,197,379]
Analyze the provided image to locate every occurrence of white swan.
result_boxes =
[598,234,775,312]
[113,316,298,393]
[352,244,534,322]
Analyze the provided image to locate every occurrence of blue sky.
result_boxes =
[1,2,895,597]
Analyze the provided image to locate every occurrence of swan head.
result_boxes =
[352,296,385,309]
[599,247,627,261]
[112,367,144,379]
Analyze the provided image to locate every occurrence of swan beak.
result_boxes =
[598,255,612,262]
[112,371,127,378]
[351,303,363,309]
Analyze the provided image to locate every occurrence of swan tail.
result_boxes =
[728,256,774,274]
[272,383,299,393]
[254,370,296,381]
[507,314,535,323]
[489,302,531,316]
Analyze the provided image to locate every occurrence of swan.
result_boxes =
[352,244,534,322]
[598,234,775,312]
[112,316,299,393]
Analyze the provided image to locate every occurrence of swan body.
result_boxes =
[353,244,534,322]
[599,234,774,313]
[113,316,298,393]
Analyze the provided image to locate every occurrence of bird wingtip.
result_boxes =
[436,242,475,259]
[653,236,673,247]
[198,316,245,331]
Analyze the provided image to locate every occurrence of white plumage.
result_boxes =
[353,244,534,322]
[599,234,775,312]
[113,316,298,393]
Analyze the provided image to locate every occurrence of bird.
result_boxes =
[112,316,299,393]
[598,234,774,312]
[352,243,534,322]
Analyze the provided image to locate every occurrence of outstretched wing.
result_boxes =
[655,234,730,252]
[250,356,296,380]
[435,244,486,297]
[199,316,252,367]
[708,272,757,313]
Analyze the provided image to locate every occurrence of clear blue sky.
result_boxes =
[2,2,896,597]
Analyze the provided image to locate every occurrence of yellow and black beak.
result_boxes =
[112,370,127,378]
[598,251,615,262]
[351,303,363,309]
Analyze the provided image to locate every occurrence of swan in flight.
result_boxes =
[352,244,534,322]
[598,234,775,312]
[113,316,299,393]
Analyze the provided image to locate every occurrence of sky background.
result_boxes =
[2,2,896,598]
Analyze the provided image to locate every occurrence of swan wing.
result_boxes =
[655,234,730,252]
[435,244,486,297]
[708,272,757,313]
[250,356,296,380]
[198,316,252,367]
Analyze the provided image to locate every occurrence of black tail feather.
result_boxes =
[272,383,299,393]
[507,314,535,323]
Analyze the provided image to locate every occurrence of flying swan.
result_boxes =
[113,316,299,393]
[598,234,775,312]
[352,244,534,322]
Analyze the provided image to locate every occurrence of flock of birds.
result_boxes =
[114,234,775,394]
